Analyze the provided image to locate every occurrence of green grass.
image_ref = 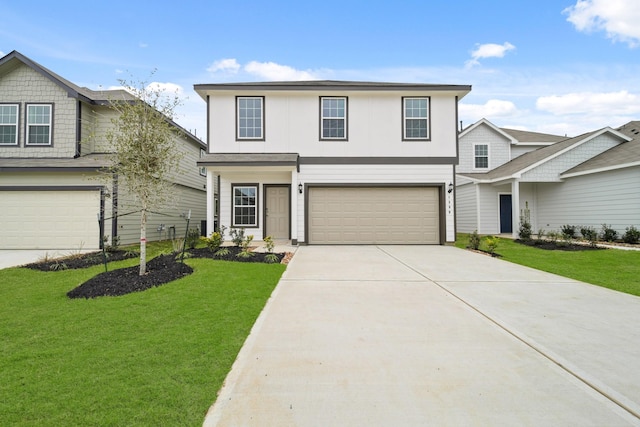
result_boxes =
[0,242,286,426]
[455,234,640,296]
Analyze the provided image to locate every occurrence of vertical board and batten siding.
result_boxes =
[208,92,459,158]
[454,182,478,233]
[297,164,454,242]
[536,168,640,235]
[0,63,77,157]
[458,123,512,173]
[217,171,292,241]
[521,134,622,182]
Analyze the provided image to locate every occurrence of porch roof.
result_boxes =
[0,154,111,172]
[197,153,299,171]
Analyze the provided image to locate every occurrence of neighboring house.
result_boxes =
[195,81,471,244]
[456,117,639,237]
[0,51,207,250]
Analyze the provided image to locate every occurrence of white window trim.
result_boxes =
[0,103,19,146]
[473,143,490,170]
[26,103,52,146]
[403,97,430,140]
[232,184,259,228]
[320,96,348,140]
[236,96,264,140]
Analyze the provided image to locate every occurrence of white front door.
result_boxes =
[265,186,289,239]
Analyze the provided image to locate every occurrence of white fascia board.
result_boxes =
[561,161,640,178]
[459,118,517,143]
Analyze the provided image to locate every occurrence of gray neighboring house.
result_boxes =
[0,51,207,250]
[456,118,639,237]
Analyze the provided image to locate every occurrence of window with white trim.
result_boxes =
[0,104,19,145]
[403,97,429,140]
[26,104,52,145]
[320,97,347,140]
[232,185,258,227]
[474,144,489,169]
[237,97,264,140]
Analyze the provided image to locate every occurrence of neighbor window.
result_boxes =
[320,97,347,140]
[0,104,19,145]
[474,144,489,169]
[237,97,264,140]
[403,97,429,140]
[232,185,258,227]
[26,104,52,145]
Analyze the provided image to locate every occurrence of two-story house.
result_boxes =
[0,51,207,250]
[456,118,639,237]
[195,81,471,245]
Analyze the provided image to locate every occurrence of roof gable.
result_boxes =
[459,118,516,142]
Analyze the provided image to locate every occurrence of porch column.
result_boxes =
[206,170,215,236]
[291,169,298,244]
[511,179,520,239]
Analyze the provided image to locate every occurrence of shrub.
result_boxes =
[263,236,279,263]
[518,221,532,240]
[103,235,120,253]
[546,231,559,243]
[560,224,576,240]
[468,230,481,250]
[580,226,598,247]
[171,237,185,254]
[230,228,246,247]
[537,228,545,240]
[185,228,201,249]
[236,235,255,258]
[214,247,230,258]
[623,226,640,244]
[203,231,223,252]
[485,236,499,255]
[601,224,618,242]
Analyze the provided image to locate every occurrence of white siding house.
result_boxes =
[0,51,207,249]
[457,120,640,237]
[196,81,471,244]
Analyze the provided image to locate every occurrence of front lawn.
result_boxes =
[455,234,640,296]
[0,243,286,426]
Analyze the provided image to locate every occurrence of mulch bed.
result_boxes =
[25,246,290,299]
[515,239,605,251]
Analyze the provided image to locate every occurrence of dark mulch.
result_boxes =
[188,246,285,263]
[515,239,605,251]
[25,250,137,271]
[67,254,193,299]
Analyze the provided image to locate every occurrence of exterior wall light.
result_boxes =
[298,183,303,194]
[448,182,453,194]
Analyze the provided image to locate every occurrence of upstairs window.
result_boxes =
[237,97,264,140]
[232,185,258,227]
[403,97,429,140]
[320,97,347,140]
[26,104,52,146]
[0,104,19,145]
[474,144,489,169]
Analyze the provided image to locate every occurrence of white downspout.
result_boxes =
[512,179,520,239]
[206,170,215,236]
[291,169,298,244]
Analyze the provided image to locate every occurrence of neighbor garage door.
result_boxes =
[0,190,101,249]
[308,187,440,244]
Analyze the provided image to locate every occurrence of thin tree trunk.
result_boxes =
[140,209,147,275]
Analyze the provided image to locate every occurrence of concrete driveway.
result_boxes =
[203,245,640,426]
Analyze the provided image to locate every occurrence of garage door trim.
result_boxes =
[304,183,445,245]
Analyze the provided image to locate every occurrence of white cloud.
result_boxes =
[459,99,519,122]
[536,90,640,115]
[207,58,241,74]
[244,61,317,80]
[466,42,515,67]
[146,81,184,95]
[564,0,640,47]
[139,42,148,48]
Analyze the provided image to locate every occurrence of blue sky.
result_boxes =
[1,0,639,139]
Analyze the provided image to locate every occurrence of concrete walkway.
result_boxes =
[203,245,640,426]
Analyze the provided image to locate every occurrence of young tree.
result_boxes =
[104,74,184,275]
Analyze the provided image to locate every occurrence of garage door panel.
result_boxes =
[0,190,100,249]
[308,187,440,244]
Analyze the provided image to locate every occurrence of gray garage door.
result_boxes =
[308,187,440,244]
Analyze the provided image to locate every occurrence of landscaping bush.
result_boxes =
[560,224,576,240]
[623,226,640,244]
[485,236,499,255]
[467,230,481,250]
[230,228,246,247]
[580,226,598,247]
[518,221,532,240]
[185,227,201,249]
[601,224,618,242]
[203,231,223,251]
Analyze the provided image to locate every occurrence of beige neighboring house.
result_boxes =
[195,80,471,245]
[0,51,207,250]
